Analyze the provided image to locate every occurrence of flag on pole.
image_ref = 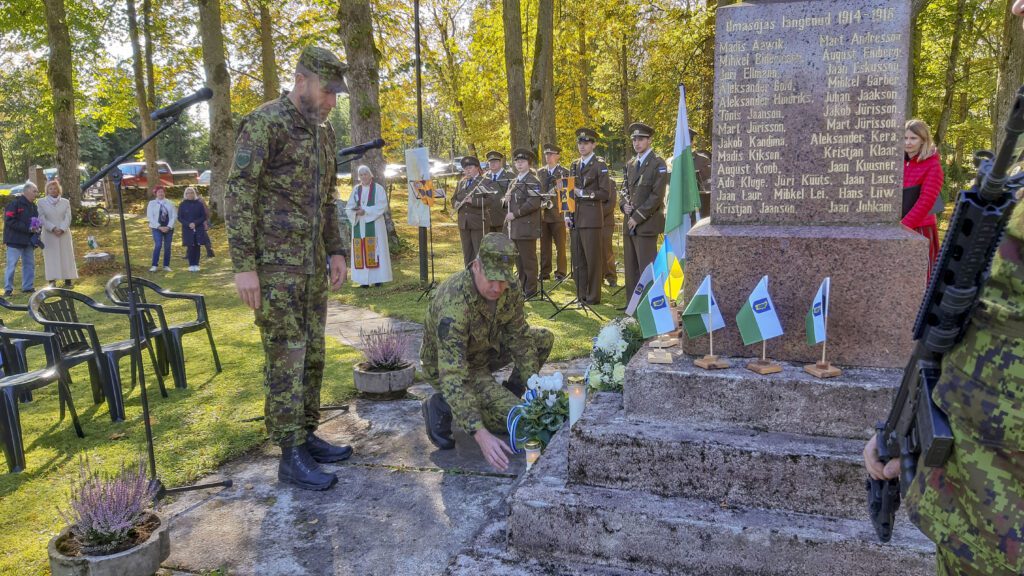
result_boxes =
[681,275,725,338]
[626,262,655,316]
[652,237,674,281]
[636,273,676,338]
[735,276,784,346]
[805,277,831,346]
[664,84,702,267]
[665,258,684,302]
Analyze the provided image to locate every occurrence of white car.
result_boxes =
[198,170,211,186]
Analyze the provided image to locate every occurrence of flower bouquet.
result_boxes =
[30,216,44,248]
[506,372,569,450]
[587,317,644,393]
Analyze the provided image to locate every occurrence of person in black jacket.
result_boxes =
[178,186,210,272]
[4,182,42,296]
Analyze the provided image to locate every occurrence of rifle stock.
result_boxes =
[867,84,1024,543]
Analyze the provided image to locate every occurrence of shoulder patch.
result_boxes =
[234,148,253,170]
[658,166,667,173]
[438,317,454,340]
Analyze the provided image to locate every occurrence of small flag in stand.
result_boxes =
[665,258,684,302]
[681,275,725,338]
[626,262,655,316]
[805,277,830,346]
[652,237,674,281]
[637,273,677,338]
[736,275,784,346]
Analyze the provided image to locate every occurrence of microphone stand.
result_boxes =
[81,111,232,502]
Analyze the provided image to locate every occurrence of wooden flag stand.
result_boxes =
[694,327,730,370]
[746,340,782,375]
[804,338,842,378]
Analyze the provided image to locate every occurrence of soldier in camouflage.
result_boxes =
[226,46,352,491]
[420,233,554,472]
[864,206,1024,574]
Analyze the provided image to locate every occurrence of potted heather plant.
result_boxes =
[353,325,415,394]
[48,456,170,576]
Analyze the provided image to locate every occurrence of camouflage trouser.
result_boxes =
[255,269,328,447]
[906,366,1024,576]
[445,326,553,434]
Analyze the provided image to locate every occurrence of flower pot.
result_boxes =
[48,511,170,576]
[353,362,416,394]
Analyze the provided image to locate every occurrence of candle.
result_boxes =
[568,376,586,427]
[525,439,542,471]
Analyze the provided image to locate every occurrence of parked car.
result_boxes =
[384,163,407,181]
[6,183,25,196]
[198,170,211,186]
[117,161,199,187]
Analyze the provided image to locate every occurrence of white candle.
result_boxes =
[525,440,542,471]
[568,377,586,427]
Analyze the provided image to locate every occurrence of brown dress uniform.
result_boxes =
[538,164,569,280]
[601,175,617,286]
[622,150,668,297]
[484,167,514,234]
[570,154,611,304]
[453,174,489,266]
[506,171,543,295]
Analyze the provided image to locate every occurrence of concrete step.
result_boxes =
[509,428,935,576]
[570,394,878,519]
[623,351,900,439]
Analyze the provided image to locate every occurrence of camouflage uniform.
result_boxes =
[906,206,1024,575]
[420,234,554,434]
[226,48,348,448]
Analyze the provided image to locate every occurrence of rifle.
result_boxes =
[867,84,1024,543]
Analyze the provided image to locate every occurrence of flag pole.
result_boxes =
[821,337,827,365]
[761,339,766,362]
[709,326,715,357]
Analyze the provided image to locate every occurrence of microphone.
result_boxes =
[150,87,214,120]
[338,138,385,157]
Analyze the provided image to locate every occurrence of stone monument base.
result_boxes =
[682,219,928,368]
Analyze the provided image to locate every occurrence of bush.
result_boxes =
[358,326,411,371]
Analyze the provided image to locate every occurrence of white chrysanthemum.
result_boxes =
[595,324,623,353]
[612,363,626,382]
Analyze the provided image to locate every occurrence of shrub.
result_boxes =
[358,326,411,371]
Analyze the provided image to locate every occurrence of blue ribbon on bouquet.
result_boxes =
[505,388,539,454]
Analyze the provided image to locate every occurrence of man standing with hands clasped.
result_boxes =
[621,122,668,298]
[226,46,351,491]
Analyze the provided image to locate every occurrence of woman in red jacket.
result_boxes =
[902,119,944,274]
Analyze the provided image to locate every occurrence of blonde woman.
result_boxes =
[902,119,944,273]
[38,180,78,287]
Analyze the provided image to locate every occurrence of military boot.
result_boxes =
[306,431,353,463]
[422,392,455,449]
[278,443,338,491]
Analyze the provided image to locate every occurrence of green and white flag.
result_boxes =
[664,84,702,267]
[736,276,784,346]
[636,273,676,338]
[681,275,725,339]
[805,277,830,346]
[626,262,655,317]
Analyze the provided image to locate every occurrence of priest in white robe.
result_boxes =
[345,165,393,287]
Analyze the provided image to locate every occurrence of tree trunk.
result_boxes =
[43,0,82,211]
[258,0,279,102]
[432,5,476,156]
[338,0,398,245]
[503,0,529,150]
[127,0,158,192]
[619,38,631,134]
[0,142,7,183]
[197,0,233,217]
[993,0,1024,151]
[142,0,160,184]
[935,0,967,146]
[527,0,554,151]
[906,0,933,118]
[578,25,591,124]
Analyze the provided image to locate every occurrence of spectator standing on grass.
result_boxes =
[196,191,215,258]
[147,185,177,272]
[37,179,78,287]
[178,186,210,272]
[3,181,42,296]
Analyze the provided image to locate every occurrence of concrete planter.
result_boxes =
[354,362,415,394]
[48,512,170,576]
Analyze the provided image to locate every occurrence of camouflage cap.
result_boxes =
[297,46,349,93]
[477,233,518,283]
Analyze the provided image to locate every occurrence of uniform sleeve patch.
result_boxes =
[235,148,253,170]
[438,317,454,340]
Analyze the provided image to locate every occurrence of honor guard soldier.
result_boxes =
[452,156,492,265]
[568,127,611,304]
[621,122,668,297]
[538,144,569,281]
[483,151,514,234]
[505,148,543,296]
[420,233,554,472]
[601,164,618,288]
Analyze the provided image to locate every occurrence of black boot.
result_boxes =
[306,432,353,463]
[422,393,455,449]
[278,443,337,490]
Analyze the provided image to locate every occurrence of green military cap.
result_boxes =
[460,155,481,169]
[512,148,535,164]
[477,233,518,283]
[486,151,505,162]
[628,122,654,139]
[297,46,348,93]
[543,143,561,155]
[576,127,598,142]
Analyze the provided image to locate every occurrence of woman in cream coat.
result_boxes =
[38,180,78,287]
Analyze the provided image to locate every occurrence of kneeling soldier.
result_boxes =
[420,233,553,471]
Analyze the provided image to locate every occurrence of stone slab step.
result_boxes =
[570,394,882,519]
[623,351,900,439]
[509,427,935,576]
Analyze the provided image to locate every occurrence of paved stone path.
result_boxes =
[162,302,589,575]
